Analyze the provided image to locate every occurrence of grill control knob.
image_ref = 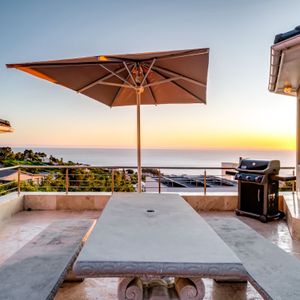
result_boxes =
[255,176,261,182]
[236,174,242,180]
[246,176,251,181]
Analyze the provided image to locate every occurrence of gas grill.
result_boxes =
[234,159,283,222]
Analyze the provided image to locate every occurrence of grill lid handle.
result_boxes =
[225,170,237,176]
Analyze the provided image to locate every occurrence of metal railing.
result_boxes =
[0,164,296,196]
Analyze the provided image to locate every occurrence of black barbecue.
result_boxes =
[234,159,284,223]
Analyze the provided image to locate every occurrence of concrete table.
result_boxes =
[74,193,246,300]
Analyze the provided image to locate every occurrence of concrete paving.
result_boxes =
[0,210,299,299]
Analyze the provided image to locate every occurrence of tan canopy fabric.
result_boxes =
[0,119,13,133]
[7,48,209,191]
[7,48,209,106]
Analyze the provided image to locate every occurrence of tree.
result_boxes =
[23,149,35,161]
[0,148,136,193]
[0,147,14,161]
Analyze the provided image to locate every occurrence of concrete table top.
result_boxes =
[74,193,246,278]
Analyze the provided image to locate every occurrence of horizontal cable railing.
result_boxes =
[0,164,296,196]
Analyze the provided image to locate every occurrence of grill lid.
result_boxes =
[236,159,280,174]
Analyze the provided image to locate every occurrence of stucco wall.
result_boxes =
[22,192,238,212]
[0,192,23,223]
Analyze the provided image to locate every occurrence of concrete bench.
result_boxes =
[207,217,300,300]
[0,219,94,300]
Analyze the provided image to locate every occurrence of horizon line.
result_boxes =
[7,145,296,151]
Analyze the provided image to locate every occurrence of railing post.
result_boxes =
[111,169,114,193]
[158,169,161,194]
[204,170,207,195]
[293,169,296,192]
[17,167,21,196]
[65,168,69,195]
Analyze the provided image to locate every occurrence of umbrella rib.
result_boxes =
[145,76,157,105]
[143,76,182,88]
[96,81,132,88]
[77,66,127,93]
[150,65,206,88]
[110,87,123,107]
[141,59,156,86]
[123,62,137,87]
[99,64,135,88]
[110,68,134,107]
[152,69,205,103]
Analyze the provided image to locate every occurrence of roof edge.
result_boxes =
[269,35,300,93]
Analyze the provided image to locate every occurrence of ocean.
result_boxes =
[12,147,295,175]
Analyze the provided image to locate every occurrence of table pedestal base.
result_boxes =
[118,276,205,300]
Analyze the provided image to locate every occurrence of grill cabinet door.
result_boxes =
[240,183,264,215]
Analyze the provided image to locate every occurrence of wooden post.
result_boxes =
[293,169,296,193]
[158,169,161,194]
[204,170,207,195]
[65,168,69,195]
[111,169,115,193]
[17,168,21,196]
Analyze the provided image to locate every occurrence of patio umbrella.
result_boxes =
[7,48,209,192]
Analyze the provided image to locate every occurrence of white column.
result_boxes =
[297,91,300,192]
[137,91,142,193]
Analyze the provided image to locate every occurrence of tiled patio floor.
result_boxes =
[0,210,300,299]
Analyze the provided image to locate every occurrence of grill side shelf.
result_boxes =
[271,175,296,182]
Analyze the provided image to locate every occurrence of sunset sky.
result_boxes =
[0,0,299,150]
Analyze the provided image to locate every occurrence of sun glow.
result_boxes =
[138,131,295,150]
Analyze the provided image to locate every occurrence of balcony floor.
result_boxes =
[0,210,300,300]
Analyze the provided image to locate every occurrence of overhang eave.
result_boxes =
[269,35,300,96]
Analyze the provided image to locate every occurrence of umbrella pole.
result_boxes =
[136,90,142,193]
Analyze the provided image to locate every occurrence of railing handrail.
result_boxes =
[22,165,237,170]
[0,164,294,170]
[0,165,19,171]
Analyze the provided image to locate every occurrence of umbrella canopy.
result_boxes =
[0,119,13,133]
[7,48,209,191]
